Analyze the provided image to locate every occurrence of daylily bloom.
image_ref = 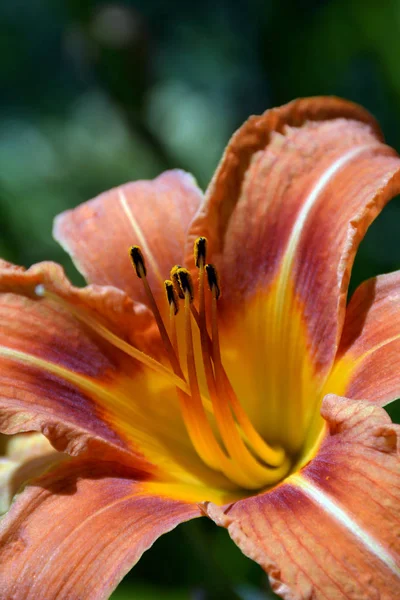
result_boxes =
[0,96,399,599]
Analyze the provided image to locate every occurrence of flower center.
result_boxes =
[129,238,291,490]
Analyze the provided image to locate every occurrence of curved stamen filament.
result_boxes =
[207,269,287,469]
[180,280,259,488]
[201,263,290,484]
[130,254,237,472]
[130,247,182,377]
[191,292,285,467]
[164,278,223,471]
[221,370,286,466]
[130,255,257,486]
[182,284,225,470]
[132,249,230,471]
[165,280,179,354]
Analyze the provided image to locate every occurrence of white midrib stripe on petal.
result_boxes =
[275,143,381,313]
[118,188,164,284]
[291,473,400,578]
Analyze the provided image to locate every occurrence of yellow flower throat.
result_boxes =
[129,238,291,490]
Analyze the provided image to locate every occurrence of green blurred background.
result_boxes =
[1,1,400,598]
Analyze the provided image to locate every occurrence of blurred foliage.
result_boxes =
[1,0,400,597]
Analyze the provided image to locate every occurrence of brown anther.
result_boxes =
[194,237,207,268]
[164,280,179,315]
[176,268,194,303]
[129,246,147,278]
[205,264,221,299]
[170,265,185,299]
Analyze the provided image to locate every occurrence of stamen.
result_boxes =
[129,245,147,278]
[170,265,185,299]
[164,280,179,316]
[169,312,178,359]
[207,265,288,468]
[164,270,219,470]
[194,261,286,467]
[180,268,220,467]
[221,370,286,466]
[179,268,258,487]
[129,246,181,376]
[129,251,221,469]
[205,263,220,299]
[175,267,194,303]
[201,262,290,484]
[128,252,238,476]
[195,237,218,402]
[165,279,179,358]
[194,236,207,268]
[129,249,222,467]
[138,262,249,484]
[190,298,286,466]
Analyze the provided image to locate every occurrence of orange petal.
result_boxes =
[186,97,400,450]
[204,395,400,599]
[0,259,154,349]
[0,458,200,599]
[327,271,400,406]
[54,170,203,310]
[0,260,160,469]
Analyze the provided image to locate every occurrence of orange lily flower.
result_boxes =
[0,96,399,599]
